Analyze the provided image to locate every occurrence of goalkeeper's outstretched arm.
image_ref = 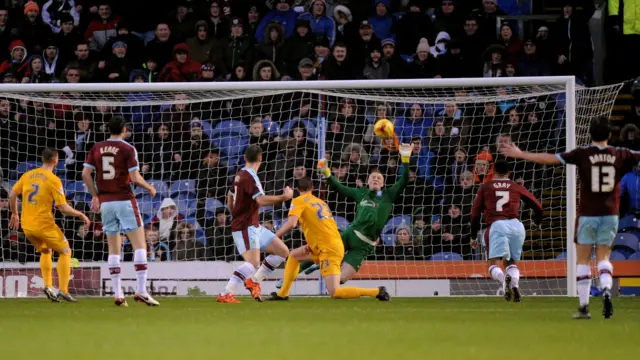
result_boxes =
[318,161,362,201]
[387,143,414,199]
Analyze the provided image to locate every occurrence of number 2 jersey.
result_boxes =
[470,178,544,235]
[556,145,640,216]
[12,168,67,231]
[83,139,139,203]
[288,192,343,251]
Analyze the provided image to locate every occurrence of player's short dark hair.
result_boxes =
[296,177,314,192]
[589,117,611,142]
[108,115,127,135]
[494,159,510,176]
[369,167,383,176]
[244,144,263,162]
[41,147,58,163]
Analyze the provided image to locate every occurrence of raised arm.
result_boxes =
[500,143,562,165]
[256,186,294,207]
[319,161,361,201]
[387,144,414,199]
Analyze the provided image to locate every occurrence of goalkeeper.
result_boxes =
[278,143,414,285]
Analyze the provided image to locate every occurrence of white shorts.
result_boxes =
[232,225,276,254]
[485,219,526,261]
[100,200,144,235]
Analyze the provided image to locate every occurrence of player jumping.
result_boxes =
[270,177,390,301]
[470,159,543,302]
[276,143,414,287]
[501,117,640,319]
[9,148,90,303]
[217,144,293,303]
[82,116,159,307]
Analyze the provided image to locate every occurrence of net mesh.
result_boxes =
[0,81,623,297]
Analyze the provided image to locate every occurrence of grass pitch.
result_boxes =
[0,297,638,360]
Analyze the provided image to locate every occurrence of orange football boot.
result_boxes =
[217,293,240,303]
[245,278,263,302]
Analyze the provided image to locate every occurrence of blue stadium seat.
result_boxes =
[72,193,92,206]
[182,217,206,244]
[146,180,169,198]
[170,179,197,196]
[619,215,640,231]
[213,120,249,137]
[174,195,197,217]
[628,252,640,260]
[609,251,627,261]
[54,162,66,177]
[613,232,640,252]
[382,215,411,234]
[137,195,162,218]
[262,120,280,137]
[430,252,463,261]
[259,206,274,214]
[280,119,316,141]
[200,120,214,141]
[205,198,225,216]
[65,181,88,197]
[381,234,396,246]
[16,161,40,176]
[555,252,567,260]
[333,216,350,232]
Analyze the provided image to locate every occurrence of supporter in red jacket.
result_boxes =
[159,43,201,82]
[0,40,29,79]
[83,2,120,54]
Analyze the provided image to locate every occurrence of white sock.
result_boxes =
[597,260,613,292]
[252,255,286,281]
[576,264,591,307]
[221,262,256,295]
[506,264,520,288]
[134,249,149,295]
[489,265,505,283]
[108,254,123,298]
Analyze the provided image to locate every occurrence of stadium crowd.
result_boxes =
[0,0,638,263]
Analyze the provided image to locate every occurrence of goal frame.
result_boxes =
[0,76,578,297]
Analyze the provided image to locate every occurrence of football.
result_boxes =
[373,118,394,139]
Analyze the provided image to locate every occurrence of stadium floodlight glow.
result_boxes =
[0,77,623,297]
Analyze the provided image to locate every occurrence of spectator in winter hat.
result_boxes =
[42,0,80,34]
[310,36,330,69]
[18,1,53,55]
[3,71,16,83]
[295,58,317,80]
[256,20,286,72]
[380,38,405,79]
[518,38,550,77]
[42,38,64,79]
[101,40,132,82]
[407,38,437,78]
[349,20,381,71]
[369,0,394,41]
[395,0,435,56]
[210,17,253,78]
[0,40,29,79]
[256,0,298,43]
[252,59,280,81]
[186,21,215,64]
[472,0,505,42]
[84,2,120,54]
[472,150,495,184]
[246,5,261,37]
[200,62,216,81]
[497,22,521,59]
[298,0,336,47]
[282,18,314,77]
[101,20,144,65]
[332,4,352,43]
[363,44,389,79]
[430,31,450,58]
[433,0,463,38]
[169,1,195,43]
[23,55,51,83]
[159,43,202,82]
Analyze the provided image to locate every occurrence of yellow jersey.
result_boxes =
[12,168,67,231]
[288,192,342,250]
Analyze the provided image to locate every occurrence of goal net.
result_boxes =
[0,78,623,298]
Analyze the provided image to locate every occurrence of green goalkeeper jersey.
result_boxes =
[326,162,409,242]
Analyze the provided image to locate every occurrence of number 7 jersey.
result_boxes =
[83,139,139,203]
[556,145,640,216]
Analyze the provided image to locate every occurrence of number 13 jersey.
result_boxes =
[556,145,640,216]
[84,139,139,203]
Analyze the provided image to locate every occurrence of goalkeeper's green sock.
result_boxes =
[299,261,318,275]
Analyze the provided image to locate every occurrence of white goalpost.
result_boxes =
[0,77,624,298]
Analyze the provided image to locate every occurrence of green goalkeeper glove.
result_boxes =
[398,143,414,163]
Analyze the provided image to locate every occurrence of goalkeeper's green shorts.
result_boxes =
[340,228,375,272]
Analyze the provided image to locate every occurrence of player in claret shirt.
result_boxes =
[470,159,543,303]
[501,117,640,319]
